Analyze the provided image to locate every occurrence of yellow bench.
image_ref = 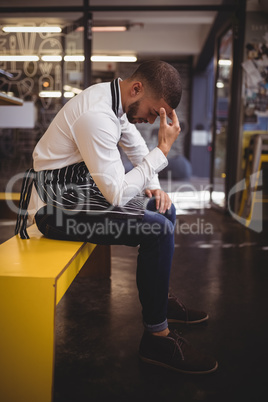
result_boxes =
[0,224,110,402]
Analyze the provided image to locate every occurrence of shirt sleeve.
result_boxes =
[72,111,168,206]
[119,117,163,190]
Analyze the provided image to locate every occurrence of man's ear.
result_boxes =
[130,81,143,97]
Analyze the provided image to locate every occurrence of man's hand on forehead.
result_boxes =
[157,108,181,157]
[153,108,174,120]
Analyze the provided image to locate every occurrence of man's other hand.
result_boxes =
[145,189,172,214]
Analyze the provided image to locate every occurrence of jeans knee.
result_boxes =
[165,203,176,225]
[142,210,175,240]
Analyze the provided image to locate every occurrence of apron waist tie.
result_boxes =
[15,168,36,239]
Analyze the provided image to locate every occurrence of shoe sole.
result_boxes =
[167,314,209,325]
[139,354,218,375]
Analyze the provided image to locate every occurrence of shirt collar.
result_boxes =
[111,77,124,118]
[117,78,124,118]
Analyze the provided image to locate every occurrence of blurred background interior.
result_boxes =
[0,1,268,402]
[0,0,267,215]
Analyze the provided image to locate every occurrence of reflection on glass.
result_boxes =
[64,26,84,100]
[212,28,233,207]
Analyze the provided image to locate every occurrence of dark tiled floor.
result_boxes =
[50,208,268,402]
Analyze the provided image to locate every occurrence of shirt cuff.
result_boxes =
[146,174,161,190]
[143,147,168,174]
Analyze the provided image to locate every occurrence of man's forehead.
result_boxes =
[158,99,173,118]
[147,95,174,118]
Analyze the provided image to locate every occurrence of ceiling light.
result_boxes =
[218,59,232,66]
[92,26,127,32]
[64,55,85,62]
[41,56,62,62]
[0,55,39,62]
[76,26,127,33]
[216,81,224,88]
[64,92,75,98]
[2,26,62,33]
[91,55,137,62]
[39,91,62,98]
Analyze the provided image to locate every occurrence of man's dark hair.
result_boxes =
[130,60,182,109]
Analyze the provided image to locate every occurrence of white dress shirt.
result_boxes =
[30,79,167,217]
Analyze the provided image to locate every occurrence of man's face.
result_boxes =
[126,96,173,125]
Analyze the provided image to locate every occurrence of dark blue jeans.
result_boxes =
[35,198,176,332]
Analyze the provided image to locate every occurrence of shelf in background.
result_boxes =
[0,92,23,106]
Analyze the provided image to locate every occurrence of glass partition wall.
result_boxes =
[0,17,87,192]
[211,27,233,209]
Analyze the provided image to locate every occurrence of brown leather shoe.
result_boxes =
[167,294,209,324]
[139,330,218,375]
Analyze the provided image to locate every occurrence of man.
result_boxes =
[16,60,218,374]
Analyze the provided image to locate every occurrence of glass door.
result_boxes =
[211,27,233,208]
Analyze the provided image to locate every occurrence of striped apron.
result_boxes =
[15,79,147,239]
